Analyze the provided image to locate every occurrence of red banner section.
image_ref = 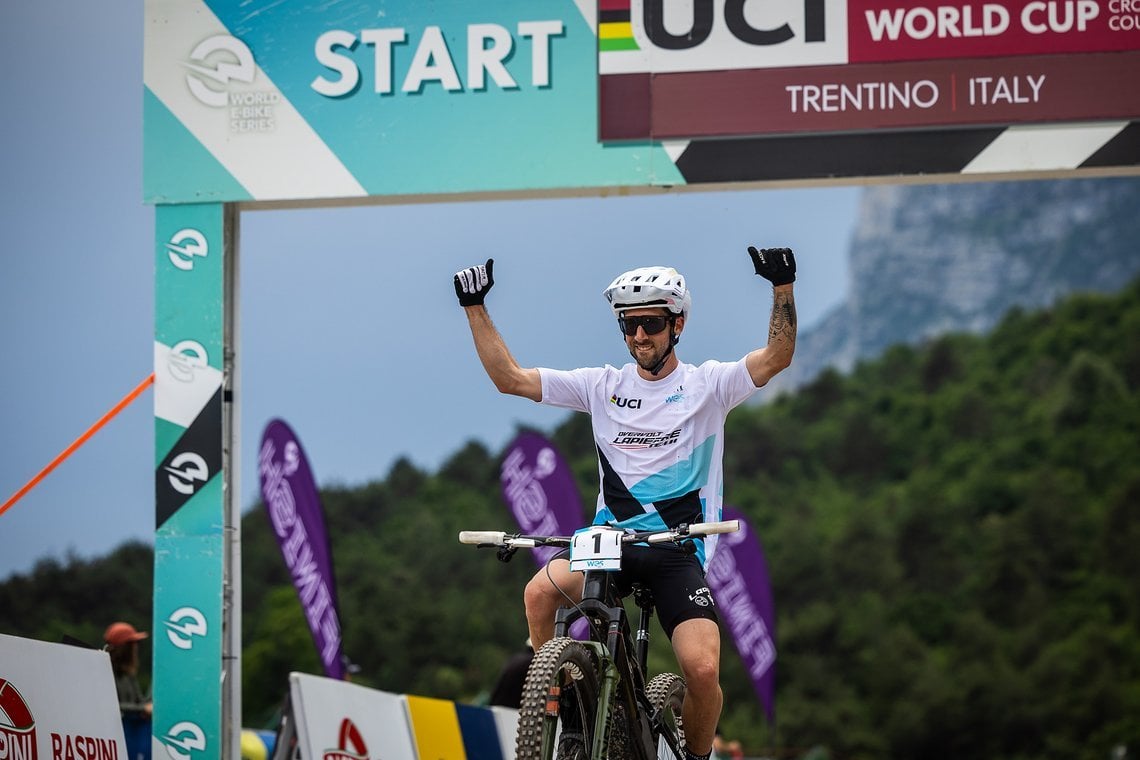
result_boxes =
[600,50,1140,140]
[849,0,1140,62]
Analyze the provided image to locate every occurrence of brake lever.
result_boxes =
[496,545,518,563]
[672,523,699,554]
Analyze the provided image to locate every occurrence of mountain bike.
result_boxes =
[459,520,739,760]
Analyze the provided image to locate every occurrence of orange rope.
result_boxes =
[0,372,155,519]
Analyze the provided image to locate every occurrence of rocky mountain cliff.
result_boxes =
[770,175,1140,392]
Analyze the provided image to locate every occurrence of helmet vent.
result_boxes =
[602,266,691,318]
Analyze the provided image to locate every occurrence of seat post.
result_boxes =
[632,584,655,676]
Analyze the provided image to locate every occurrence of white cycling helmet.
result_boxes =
[603,266,691,318]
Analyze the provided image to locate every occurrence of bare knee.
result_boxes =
[681,653,720,695]
[523,575,559,619]
[671,618,721,695]
[523,561,578,623]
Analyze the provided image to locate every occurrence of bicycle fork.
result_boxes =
[592,649,620,760]
[598,623,660,760]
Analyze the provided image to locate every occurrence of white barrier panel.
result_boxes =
[289,673,416,760]
[488,707,520,760]
[0,633,127,760]
[286,672,522,760]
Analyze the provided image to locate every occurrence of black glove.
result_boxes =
[454,258,495,306]
[748,246,796,286]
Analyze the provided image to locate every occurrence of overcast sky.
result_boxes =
[0,1,861,580]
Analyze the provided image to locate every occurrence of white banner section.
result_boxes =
[291,673,416,760]
[0,634,127,759]
[288,672,520,760]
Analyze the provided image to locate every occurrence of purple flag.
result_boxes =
[500,431,590,639]
[259,418,345,680]
[706,506,777,725]
[499,431,585,565]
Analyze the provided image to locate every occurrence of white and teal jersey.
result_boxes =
[538,358,758,567]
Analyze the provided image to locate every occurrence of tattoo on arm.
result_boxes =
[769,291,797,347]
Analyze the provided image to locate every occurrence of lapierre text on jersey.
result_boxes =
[612,429,682,449]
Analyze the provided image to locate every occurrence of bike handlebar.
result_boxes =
[458,519,740,548]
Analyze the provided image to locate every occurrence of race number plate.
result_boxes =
[569,526,623,572]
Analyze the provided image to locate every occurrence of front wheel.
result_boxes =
[646,672,686,759]
[516,637,601,760]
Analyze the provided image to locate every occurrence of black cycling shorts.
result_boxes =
[611,543,718,638]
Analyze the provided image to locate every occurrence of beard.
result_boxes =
[629,340,670,373]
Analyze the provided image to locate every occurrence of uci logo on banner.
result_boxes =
[599,0,845,74]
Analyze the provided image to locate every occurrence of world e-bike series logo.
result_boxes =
[154,608,209,760]
[164,452,210,496]
[159,722,206,760]
[182,35,279,134]
[164,607,209,651]
[166,228,208,272]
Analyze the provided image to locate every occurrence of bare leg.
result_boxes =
[670,618,722,755]
[523,559,583,651]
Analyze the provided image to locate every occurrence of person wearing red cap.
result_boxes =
[104,621,152,760]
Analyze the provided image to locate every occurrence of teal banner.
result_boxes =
[153,203,228,758]
[143,0,1140,202]
[143,0,680,204]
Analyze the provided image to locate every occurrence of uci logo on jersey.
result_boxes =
[610,394,642,409]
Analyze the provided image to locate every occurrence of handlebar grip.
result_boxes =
[688,519,740,536]
[458,530,507,545]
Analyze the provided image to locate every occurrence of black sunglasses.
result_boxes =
[618,314,673,336]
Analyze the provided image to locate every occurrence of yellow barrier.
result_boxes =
[406,694,468,760]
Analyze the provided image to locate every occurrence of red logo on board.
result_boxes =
[322,718,368,760]
[0,678,38,760]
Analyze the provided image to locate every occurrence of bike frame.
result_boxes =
[459,520,737,760]
[553,569,676,760]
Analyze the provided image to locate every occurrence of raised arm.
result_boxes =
[454,259,542,401]
[743,247,797,388]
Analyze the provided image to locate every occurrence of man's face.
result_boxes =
[619,308,681,372]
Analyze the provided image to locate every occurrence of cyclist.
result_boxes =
[454,248,796,760]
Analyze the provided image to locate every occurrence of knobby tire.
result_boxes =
[516,637,601,760]
[646,673,686,759]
